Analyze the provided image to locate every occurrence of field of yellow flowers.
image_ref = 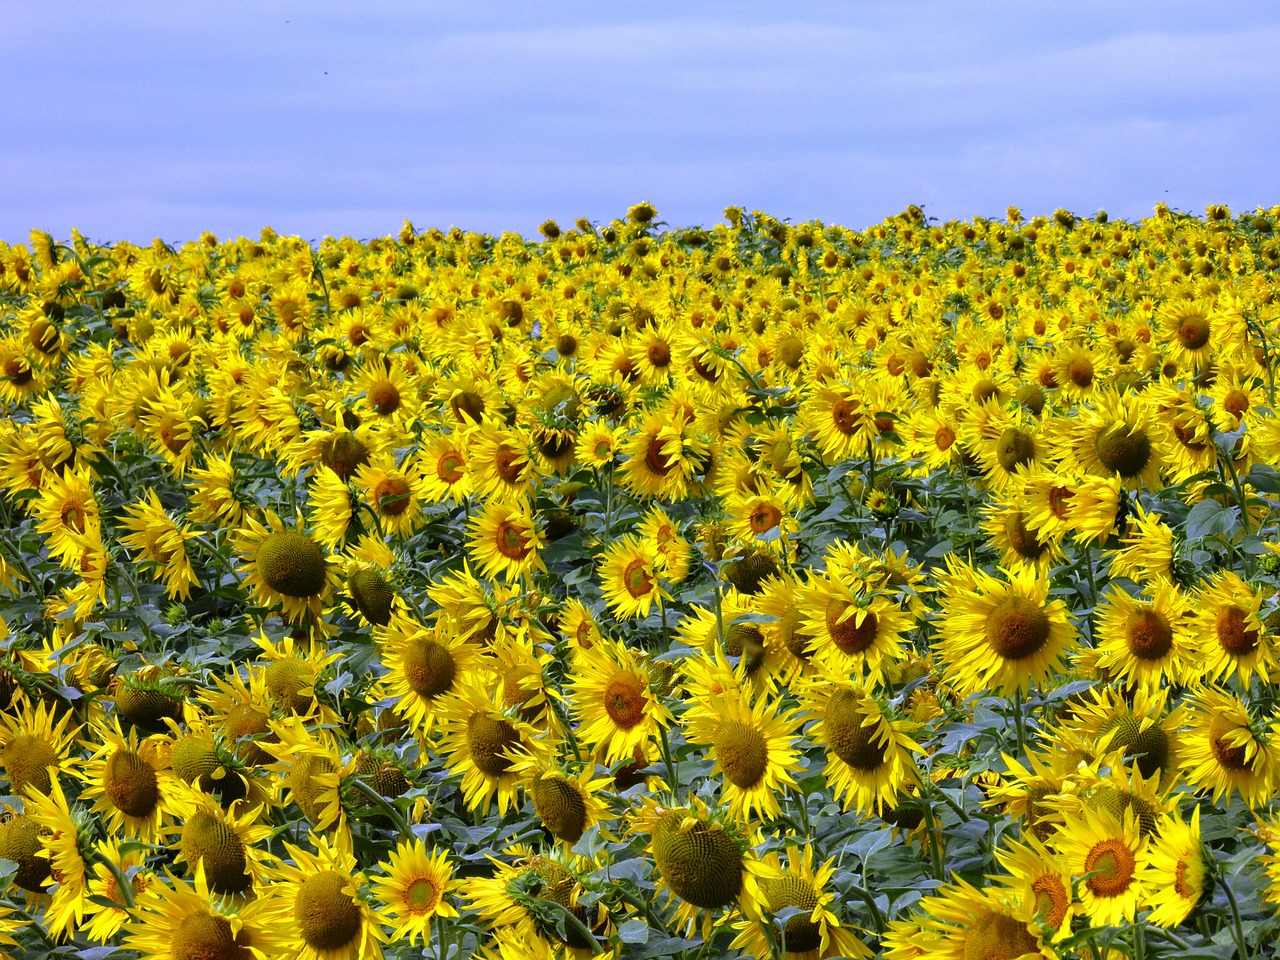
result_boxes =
[2,202,1280,959]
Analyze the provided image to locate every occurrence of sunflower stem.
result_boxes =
[1011,696,1028,759]
[101,852,137,910]
[9,907,58,949]
[1220,869,1252,960]
[658,722,680,797]
[1133,918,1146,960]
[435,913,450,960]
[347,776,414,840]
[921,800,946,882]
[844,881,886,935]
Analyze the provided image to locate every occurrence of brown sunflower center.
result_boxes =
[493,447,526,485]
[404,876,441,912]
[295,870,363,953]
[1048,485,1073,519]
[984,595,1051,660]
[181,809,251,895]
[623,558,654,598]
[714,721,769,789]
[644,436,675,476]
[935,425,957,451]
[1123,607,1173,661]
[1,734,57,796]
[436,451,465,483]
[1068,356,1095,388]
[466,713,520,776]
[778,607,811,660]
[372,476,413,516]
[1216,605,1259,656]
[749,502,782,535]
[265,656,315,713]
[104,748,160,818]
[825,691,888,771]
[1003,510,1047,560]
[825,599,879,654]
[1210,727,1251,771]
[1083,838,1136,898]
[1031,873,1070,929]
[1177,314,1211,350]
[494,520,531,560]
[830,399,859,436]
[603,675,648,730]
[1097,716,1170,779]
[763,874,822,953]
[368,381,401,415]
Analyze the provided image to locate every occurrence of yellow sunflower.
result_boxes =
[118,488,199,600]
[990,834,1076,942]
[370,838,459,945]
[799,676,923,816]
[1180,684,1277,808]
[375,615,482,738]
[796,574,911,685]
[1191,569,1275,686]
[0,697,80,798]
[598,534,669,620]
[1091,581,1192,689]
[78,717,175,842]
[234,510,336,622]
[124,864,285,960]
[264,833,385,960]
[354,454,427,538]
[468,499,547,582]
[934,558,1077,699]
[1138,806,1208,928]
[569,637,674,765]
[901,879,1052,960]
[683,693,804,821]
[417,430,473,503]
[170,785,273,898]
[730,845,872,960]
[1052,805,1149,926]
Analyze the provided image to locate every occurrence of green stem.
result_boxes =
[346,776,414,840]
[1220,871,1252,960]
[657,723,679,796]
[921,801,946,882]
[844,882,886,935]
[102,853,137,909]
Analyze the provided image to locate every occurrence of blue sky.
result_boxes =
[3,2,1278,242]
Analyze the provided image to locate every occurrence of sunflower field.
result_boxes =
[2,202,1280,960]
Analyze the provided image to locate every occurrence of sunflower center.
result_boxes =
[1,734,57,796]
[466,713,520,776]
[603,675,648,730]
[1095,425,1152,478]
[1215,605,1259,656]
[825,599,879,654]
[1031,873,1070,929]
[265,656,315,713]
[1174,859,1199,901]
[288,753,336,823]
[1096,717,1170,779]
[181,809,251,895]
[1083,839,1136,898]
[1003,510,1047,560]
[170,911,250,960]
[1068,356,1095,388]
[779,607,811,660]
[372,476,412,516]
[404,876,440,913]
[648,341,671,367]
[1210,730,1251,771]
[1178,314,1211,350]
[995,428,1035,473]
[962,909,1039,960]
[825,691,888,771]
[749,502,782,535]
[493,447,526,484]
[830,399,859,436]
[763,874,822,952]
[651,812,744,909]
[643,436,675,476]
[1124,607,1173,660]
[623,558,654,598]
[104,748,160,818]
[714,721,769,789]
[348,568,394,626]
[295,870,363,953]
[984,596,1051,660]
[494,520,531,560]
[935,425,957,451]
[256,531,327,599]
[224,704,272,765]
[437,451,465,483]
[368,381,401,415]
[532,775,589,842]
[0,815,52,892]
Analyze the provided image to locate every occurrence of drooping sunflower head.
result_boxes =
[235,511,335,622]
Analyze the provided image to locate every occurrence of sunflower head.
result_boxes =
[0,812,52,893]
[724,550,780,595]
[257,532,328,599]
[180,808,251,895]
[347,567,394,626]
[650,806,745,910]
[113,673,185,733]
[295,870,365,953]
[530,773,590,843]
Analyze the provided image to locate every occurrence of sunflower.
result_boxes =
[1191,569,1276,686]
[683,693,804,821]
[1053,805,1149,926]
[468,499,547,582]
[436,676,547,816]
[308,466,358,549]
[981,496,1063,573]
[1180,684,1277,808]
[26,776,94,937]
[570,637,674,765]
[730,845,872,960]
[259,718,345,831]
[617,409,708,501]
[1091,581,1192,689]
[635,795,769,938]
[124,865,285,960]
[354,454,427,538]
[234,510,336,622]
[370,838,459,945]
[990,834,1076,942]
[118,488,199,600]
[637,505,694,583]
[902,879,1052,960]
[934,558,1077,699]
[803,382,873,464]
[170,785,273,897]
[796,574,911,686]
[577,420,620,469]
[187,452,252,527]
[799,677,923,816]
[1138,806,1208,928]
[1159,298,1217,365]
[0,697,80,798]
[1106,504,1179,585]
[81,838,154,943]
[78,718,175,842]
[264,834,385,960]
[598,534,669,620]
[1065,390,1164,490]
[375,614,482,737]
[755,570,813,680]
[32,465,100,563]
[981,748,1074,842]
[1059,686,1185,788]
[510,754,614,844]
[469,422,539,503]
